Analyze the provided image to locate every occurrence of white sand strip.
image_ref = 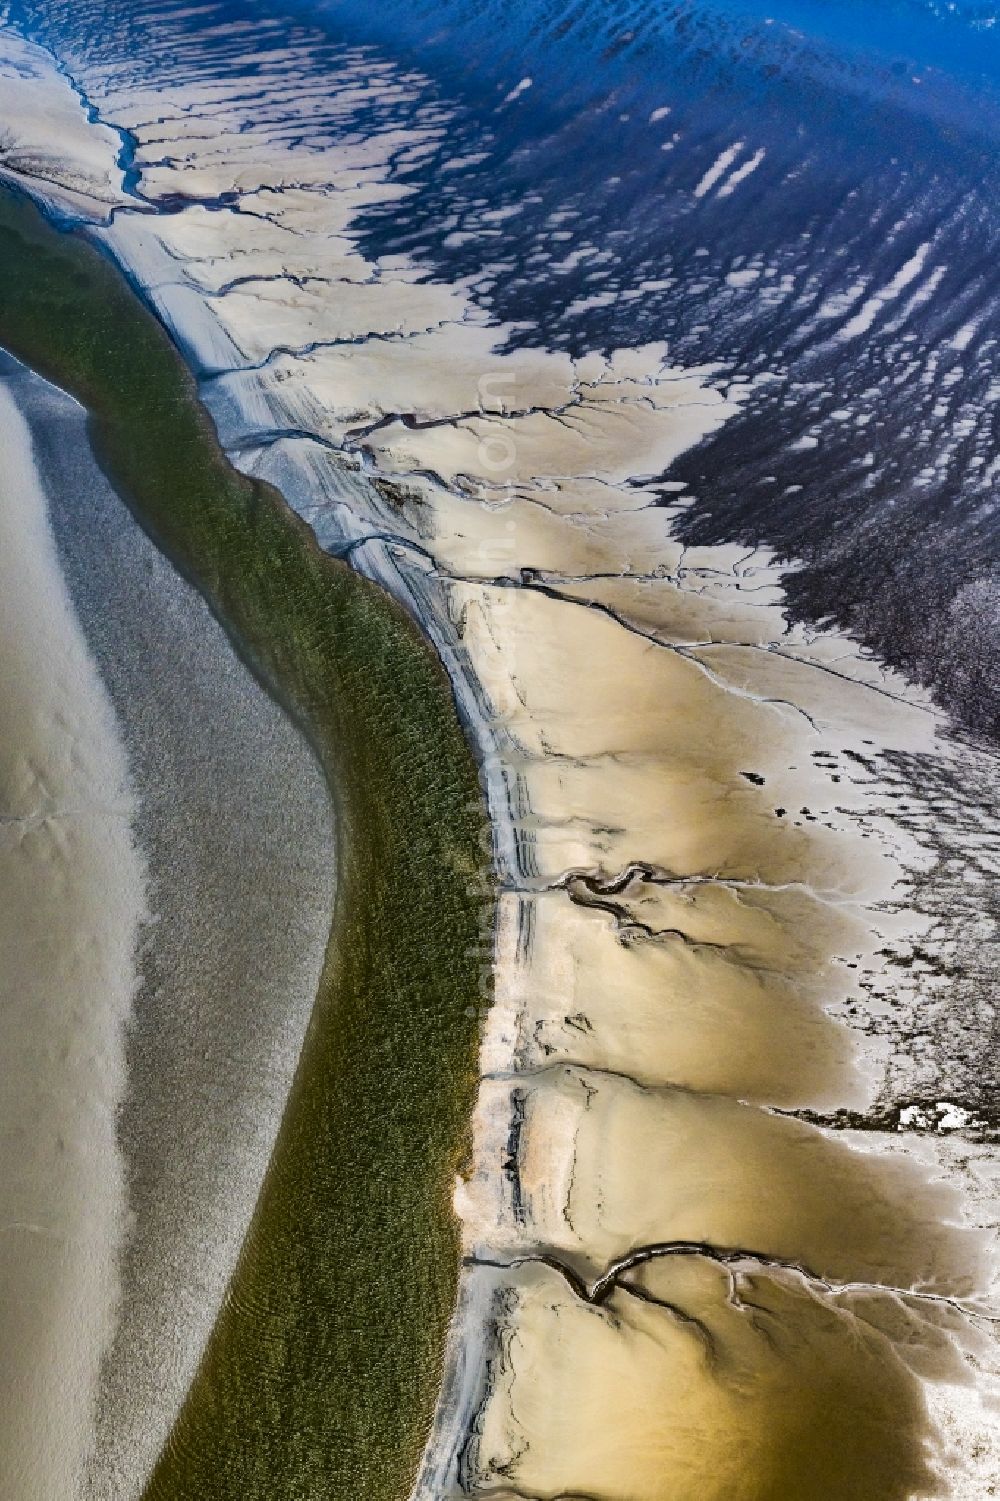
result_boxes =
[0,378,146,1498]
[6,354,336,1501]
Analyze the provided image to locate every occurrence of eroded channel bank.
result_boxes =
[0,185,493,1501]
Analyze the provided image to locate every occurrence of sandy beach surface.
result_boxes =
[0,373,144,1499]
[0,351,336,1501]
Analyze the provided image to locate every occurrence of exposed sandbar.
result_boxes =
[0,374,144,1501]
[1,350,336,1501]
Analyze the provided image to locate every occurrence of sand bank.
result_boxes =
[0,375,144,1499]
[1,350,336,1501]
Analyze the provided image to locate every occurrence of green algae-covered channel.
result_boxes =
[0,186,493,1501]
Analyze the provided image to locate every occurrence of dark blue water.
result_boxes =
[16,0,1000,740]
